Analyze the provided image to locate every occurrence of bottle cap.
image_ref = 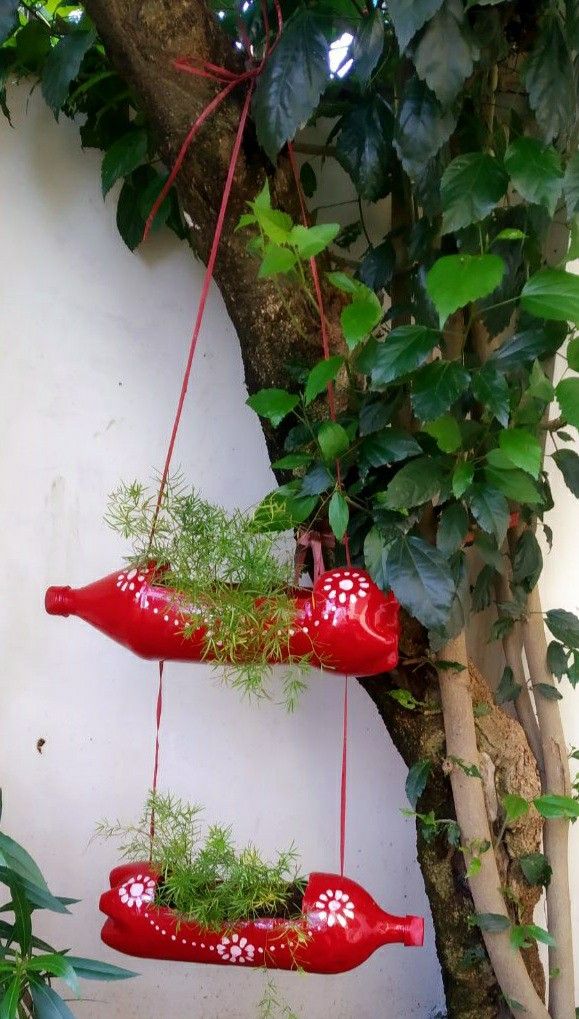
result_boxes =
[404,915,424,947]
[45,586,72,617]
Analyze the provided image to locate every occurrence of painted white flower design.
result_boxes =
[119,874,156,909]
[322,571,370,607]
[216,933,255,963]
[315,889,355,928]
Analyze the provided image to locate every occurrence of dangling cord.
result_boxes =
[149,661,165,857]
[339,676,349,877]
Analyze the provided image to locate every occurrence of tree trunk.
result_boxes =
[81,2,547,1013]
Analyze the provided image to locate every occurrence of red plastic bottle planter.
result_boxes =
[45,565,399,676]
[100,864,423,974]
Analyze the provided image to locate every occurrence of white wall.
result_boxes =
[0,85,577,1019]
[0,89,445,1018]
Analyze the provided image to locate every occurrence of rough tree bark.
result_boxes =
[80,2,551,1014]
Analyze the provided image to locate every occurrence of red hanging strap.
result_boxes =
[149,660,164,851]
[339,676,349,877]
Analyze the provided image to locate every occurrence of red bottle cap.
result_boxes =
[45,586,72,616]
[404,915,424,947]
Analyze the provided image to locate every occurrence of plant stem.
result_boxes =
[521,584,575,1019]
[438,635,551,1019]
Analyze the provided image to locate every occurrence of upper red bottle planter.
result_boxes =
[100,864,423,973]
[45,565,399,676]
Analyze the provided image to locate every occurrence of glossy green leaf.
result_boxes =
[426,254,505,327]
[349,10,384,83]
[556,378,579,428]
[358,399,393,435]
[66,956,137,981]
[363,526,390,588]
[535,682,563,700]
[359,428,422,472]
[568,337,579,372]
[258,244,298,278]
[519,852,552,887]
[115,180,145,251]
[357,326,439,385]
[441,153,508,233]
[505,138,563,217]
[246,389,299,427]
[412,361,470,421]
[0,834,48,892]
[406,760,432,808]
[512,530,543,591]
[413,0,480,107]
[547,640,569,680]
[510,923,555,950]
[385,534,456,629]
[499,429,541,479]
[502,793,529,824]
[304,356,344,405]
[30,982,76,1019]
[488,325,564,370]
[496,665,522,704]
[328,490,349,540]
[317,421,350,461]
[0,975,20,1019]
[522,269,579,325]
[552,449,579,498]
[424,414,462,452]
[395,78,456,179]
[452,461,474,498]
[0,1,18,44]
[28,954,79,997]
[300,463,334,496]
[101,129,148,198]
[299,161,316,198]
[545,609,579,649]
[468,485,509,544]
[534,794,579,820]
[252,9,329,162]
[41,28,95,116]
[472,366,510,427]
[388,0,444,51]
[471,912,511,932]
[484,465,544,506]
[288,223,339,259]
[341,292,382,348]
[381,456,443,509]
[271,452,312,470]
[524,16,575,144]
[436,502,469,556]
[563,151,579,217]
[336,95,394,201]
[357,240,395,292]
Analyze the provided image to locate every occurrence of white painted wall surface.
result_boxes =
[0,86,577,1018]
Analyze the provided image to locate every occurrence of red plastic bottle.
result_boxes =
[100,864,423,973]
[45,564,399,676]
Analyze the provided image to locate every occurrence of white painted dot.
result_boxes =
[339,578,354,591]
[352,572,360,578]
[323,584,331,592]
[192,942,196,947]
[174,619,179,626]
[150,920,155,926]
[343,571,350,576]
[121,582,128,591]
[201,943,205,949]
[329,590,336,600]
[350,594,357,604]
[153,608,158,614]
[280,943,285,949]
[171,935,176,941]
[289,628,295,636]
[117,575,124,581]
[127,569,137,580]
[360,581,369,588]
[116,581,122,588]
[161,930,166,936]
[302,626,309,634]
[323,613,329,620]
[339,592,347,604]
[258,947,264,954]
[358,590,367,598]
[155,925,159,931]
[314,620,320,626]
[209,945,214,951]
[270,946,276,951]
[182,939,187,944]
[129,583,135,591]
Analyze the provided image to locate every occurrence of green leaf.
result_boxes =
[412,361,470,421]
[252,205,293,246]
[472,564,495,612]
[527,359,554,403]
[489,325,564,370]
[545,609,579,649]
[556,378,579,428]
[496,666,522,704]
[388,0,444,51]
[568,337,579,372]
[472,366,510,427]
[484,465,544,506]
[341,292,382,349]
[317,421,350,461]
[381,457,443,509]
[413,0,479,107]
[471,912,511,933]
[0,1,18,44]
[519,852,552,887]
[304,356,344,405]
[357,240,396,292]
[252,9,329,162]
[534,794,579,820]
[452,462,474,498]
[359,399,393,435]
[437,502,469,556]
[357,326,439,385]
[41,28,95,116]
[258,244,298,278]
[288,223,339,259]
[359,428,422,472]
[406,760,432,809]
[512,530,543,591]
[271,453,312,470]
[0,834,48,892]
[115,180,145,251]
[327,271,359,295]
[521,269,579,326]
[385,534,456,629]
[350,10,384,84]
[535,683,563,700]
[0,975,20,1019]
[336,95,394,201]
[424,414,462,452]
[474,532,505,572]
[468,485,509,545]
[300,463,334,496]
[364,526,389,588]
[246,388,299,427]
[426,255,505,327]
[394,78,456,179]
[502,793,529,824]
[510,923,555,950]
[547,641,569,680]
[563,151,579,218]
[524,16,575,145]
[499,429,541,479]
[495,228,526,241]
[505,138,563,217]
[66,956,137,982]
[28,955,79,997]
[441,153,508,233]
[101,129,148,198]
[251,489,317,532]
[30,982,76,1019]
[552,449,579,498]
[328,490,349,540]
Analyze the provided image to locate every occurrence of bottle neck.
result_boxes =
[45,586,73,617]
[376,913,424,948]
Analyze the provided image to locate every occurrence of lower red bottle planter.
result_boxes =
[46,565,400,676]
[100,864,423,974]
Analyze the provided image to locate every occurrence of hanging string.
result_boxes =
[339,676,349,877]
[149,661,164,852]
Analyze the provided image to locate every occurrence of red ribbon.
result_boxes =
[294,527,336,586]
[149,660,164,852]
